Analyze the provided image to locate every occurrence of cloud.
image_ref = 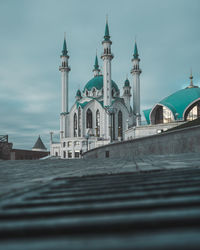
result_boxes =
[0,0,200,149]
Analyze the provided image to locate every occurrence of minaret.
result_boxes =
[93,53,100,77]
[101,19,114,107]
[131,42,142,126]
[59,34,71,138]
[123,77,131,112]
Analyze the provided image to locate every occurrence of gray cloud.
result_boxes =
[0,0,200,149]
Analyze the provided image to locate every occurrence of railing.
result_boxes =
[0,135,8,143]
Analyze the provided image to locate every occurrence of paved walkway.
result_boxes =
[0,153,200,249]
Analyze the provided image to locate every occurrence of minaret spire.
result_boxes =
[131,41,142,126]
[62,32,68,56]
[93,52,100,76]
[133,42,139,59]
[104,16,110,41]
[59,33,71,138]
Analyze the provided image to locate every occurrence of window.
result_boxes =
[92,88,96,97]
[154,105,173,124]
[74,113,77,137]
[67,141,72,147]
[118,110,123,138]
[163,106,173,123]
[68,150,72,158]
[75,151,80,158]
[78,107,81,137]
[63,151,66,158]
[185,101,200,121]
[86,108,93,128]
[96,109,100,136]
[155,106,163,124]
[63,142,66,147]
[74,141,80,146]
[55,152,58,157]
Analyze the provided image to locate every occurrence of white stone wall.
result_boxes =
[125,121,186,140]
[50,143,61,157]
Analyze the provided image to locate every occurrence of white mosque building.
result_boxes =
[50,21,142,158]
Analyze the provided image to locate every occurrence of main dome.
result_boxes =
[83,75,119,92]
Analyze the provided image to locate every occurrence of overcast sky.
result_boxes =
[0,0,200,149]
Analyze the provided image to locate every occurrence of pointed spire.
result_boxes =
[104,17,110,41]
[94,53,99,70]
[133,42,139,59]
[93,52,100,76]
[62,33,68,56]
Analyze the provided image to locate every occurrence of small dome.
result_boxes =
[84,75,119,93]
[76,89,82,97]
[124,79,130,87]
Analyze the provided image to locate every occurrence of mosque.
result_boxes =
[50,21,200,159]
[50,21,141,158]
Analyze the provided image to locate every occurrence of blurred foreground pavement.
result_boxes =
[0,153,200,249]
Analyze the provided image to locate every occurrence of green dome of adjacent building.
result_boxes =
[84,75,119,92]
[144,86,200,124]
[159,87,200,119]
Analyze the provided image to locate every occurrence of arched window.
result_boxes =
[185,101,200,121]
[154,105,173,124]
[86,109,93,128]
[96,110,100,136]
[92,88,96,97]
[73,113,77,137]
[155,106,163,124]
[78,107,81,137]
[86,90,88,96]
[118,110,123,138]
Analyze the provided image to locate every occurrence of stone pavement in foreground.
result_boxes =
[0,153,200,249]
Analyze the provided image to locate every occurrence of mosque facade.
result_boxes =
[50,21,141,158]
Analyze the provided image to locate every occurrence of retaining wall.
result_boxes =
[83,125,200,159]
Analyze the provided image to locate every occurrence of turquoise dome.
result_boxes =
[159,87,200,118]
[144,87,200,124]
[84,75,119,92]
[124,79,130,87]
